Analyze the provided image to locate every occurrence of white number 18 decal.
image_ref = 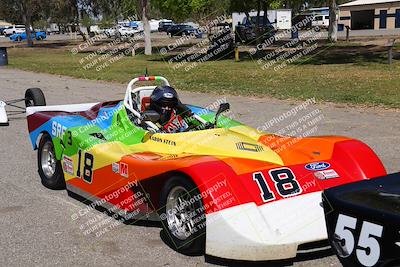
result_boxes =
[334,214,383,267]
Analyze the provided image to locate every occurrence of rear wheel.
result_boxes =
[25,88,46,107]
[159,176,206,255]
[37,134,65,190]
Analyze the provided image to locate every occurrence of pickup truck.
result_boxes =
[235,16,276,43]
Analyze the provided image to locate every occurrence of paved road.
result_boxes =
[1,68,399,267]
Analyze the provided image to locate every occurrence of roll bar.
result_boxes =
[123,76,170,132]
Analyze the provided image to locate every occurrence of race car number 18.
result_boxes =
[253,167,302,202]
[76,149,94,183]
[334,214,383,267]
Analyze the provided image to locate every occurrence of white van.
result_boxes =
[312,15,329,30]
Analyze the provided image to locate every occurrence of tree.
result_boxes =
[121,0,151,55]
[20,1,34,46]
[142,0,152,55]
[153,0,228,22]
[328,0,338,42]
[0,0,44,46]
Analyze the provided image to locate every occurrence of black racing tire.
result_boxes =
[37,134,65,190]
[25,88,46,107]
[159,176,206,256]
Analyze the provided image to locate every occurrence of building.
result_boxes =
[339,0,400,30]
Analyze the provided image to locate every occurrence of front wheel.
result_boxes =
[159,176,206,255]
[25,88,46,107]
[37,134,65,190]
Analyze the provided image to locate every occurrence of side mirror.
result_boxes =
[142,110,160,123]
[214,103,230,126]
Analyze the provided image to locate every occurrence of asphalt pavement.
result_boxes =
[1,68,399,267]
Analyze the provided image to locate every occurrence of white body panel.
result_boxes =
[26,102,99,116]
[206,192,327,261]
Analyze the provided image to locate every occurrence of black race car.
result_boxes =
[323,172,400,267]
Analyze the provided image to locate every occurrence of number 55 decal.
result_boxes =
[334,214,383,267]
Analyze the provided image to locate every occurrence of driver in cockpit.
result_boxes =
[147,85,194,133]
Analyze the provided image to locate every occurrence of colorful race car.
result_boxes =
[25,76,387,261]
[10,31,46,42]
[323,172,400,267]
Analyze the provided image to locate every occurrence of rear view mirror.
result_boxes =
[214,103,230,126]
[142,110,160,123]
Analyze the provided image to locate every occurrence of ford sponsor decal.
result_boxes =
[305,162,330,171]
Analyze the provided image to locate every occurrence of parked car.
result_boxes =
[293,14,313,30]
[167,24,203,38]
[235,16,276,43]
[10,31,47,42]
[104,27,117,38]
[0,27,7,36]
[158,20,173,32]
[3,25,26,36]
[312,15,329,30]
[117,26,139,37]
[46,23,60,34]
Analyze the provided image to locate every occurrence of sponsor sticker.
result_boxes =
[305,162,330,171]
[63,156,74,175]
[163,92,174,98]
[120,162,128,178]
[314,169,339,180]
[112,162,119,174]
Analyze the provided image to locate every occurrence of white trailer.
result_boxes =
[232,9,292,31]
